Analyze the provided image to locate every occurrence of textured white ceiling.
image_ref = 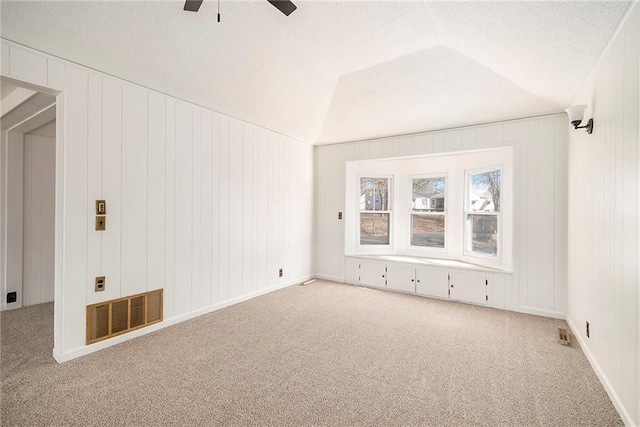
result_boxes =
[0,1,631,144]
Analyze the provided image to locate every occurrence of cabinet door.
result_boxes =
[449,270,487,305]
[386,264,416,293]
[415,267,449,299]
[358,261,387,288]
[345,257,361,285]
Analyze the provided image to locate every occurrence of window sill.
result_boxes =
[347,254,512,274]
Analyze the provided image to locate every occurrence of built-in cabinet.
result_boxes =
[346,256,490,306]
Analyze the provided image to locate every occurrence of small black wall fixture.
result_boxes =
[565,105,594,134]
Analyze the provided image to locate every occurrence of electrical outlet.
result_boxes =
[338,212,343,220]
[6,291,17,304]
[279,268,283,278]
[95,276,106,292]
[95,216,106,231]
[586,321,590,338]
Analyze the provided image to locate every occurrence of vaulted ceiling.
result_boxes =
[0,1,631,144]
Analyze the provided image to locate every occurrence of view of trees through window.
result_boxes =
[467,170,501,256]
[360,178,391,245]
[411,177,445,248]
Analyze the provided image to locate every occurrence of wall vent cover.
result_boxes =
[557,327,570,346]
[86,289,163,344]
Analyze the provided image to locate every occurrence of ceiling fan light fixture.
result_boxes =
[267,0,297,16]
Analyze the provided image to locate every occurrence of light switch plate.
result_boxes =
[96,200,107,215]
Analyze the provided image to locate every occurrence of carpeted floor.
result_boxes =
[0,280,622,426]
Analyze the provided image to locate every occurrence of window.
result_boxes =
[410,176,446,248]
[360,177,391,245]
[465,168,501,257]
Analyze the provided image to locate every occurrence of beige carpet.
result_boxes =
[0,280,622,426]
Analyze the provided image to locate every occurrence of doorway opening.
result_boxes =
[1,80,57,365]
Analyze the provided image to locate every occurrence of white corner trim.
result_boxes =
[566,315,635,427]
[52,275,313,363]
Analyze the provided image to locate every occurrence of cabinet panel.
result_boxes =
[416,267,449,299]
[449,270,486,304]
[386,264,416,293]
[345,257,360,285]
[359,261,386,288]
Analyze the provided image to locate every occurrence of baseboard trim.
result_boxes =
[516,305,566,320]
[53,275,313,363]
[314,274,343,283]
[566,315,634,426]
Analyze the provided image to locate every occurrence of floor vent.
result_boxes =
[558,327,570,345]
[86,289,163,344]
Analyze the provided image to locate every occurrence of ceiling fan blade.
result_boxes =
[184,0,204,12]
[267,0,297,16]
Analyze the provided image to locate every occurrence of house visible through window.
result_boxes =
[360,177,391,245]
[466,169,501,257]
[410,176,446,248]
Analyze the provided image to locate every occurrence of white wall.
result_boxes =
[22,134,55,306]
[1,131,24,310]
[566,3,640,425]
[0,39,315,361]
[316,115,568,318]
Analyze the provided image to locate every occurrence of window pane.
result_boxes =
[360,178,390,211]
[469,170,500,212]
[411,214,444,248]
[412,177,445,212]
[469,215,497,256]
[360,213,390,245]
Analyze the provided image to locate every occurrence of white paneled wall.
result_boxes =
[0,39,314,360]
[315,115,568,318]
[567,4,639,425]
[22,134,55,306]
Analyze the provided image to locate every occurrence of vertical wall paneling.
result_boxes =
[537,118,555,311]
[174,102,193,315]
[191,108,201,309]
[567,4,640,425]
[526,120,539,309]
[40,135,56,304]
[63,64,89,350]
[228,120,243,298]
[1,42,9,75]
[218,116,230,301]
[316,115,568,318]
[1,39,314,360]
[5,132,24,309]
[242,123,253,296]
[22,135,56,306]
[47,59,65,90]
[147,92,166,293]
[121,84,148,297]
[164,98,176,318]
[200,110,213,307]
[86,73,102,305]
[257,129,268,291]
[101,77,122,302]
[8,45,47,85]
[250,127,258,292]
[210,113,220,303]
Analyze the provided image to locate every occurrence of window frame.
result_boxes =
[356,174,394,251]
[408,173,448,253]
[463,165,503,262]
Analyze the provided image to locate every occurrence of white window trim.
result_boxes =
[463,164,503,264]
[408,173,448,253]
[356,174,394,252]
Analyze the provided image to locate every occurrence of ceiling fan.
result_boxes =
[184,0,297,19]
